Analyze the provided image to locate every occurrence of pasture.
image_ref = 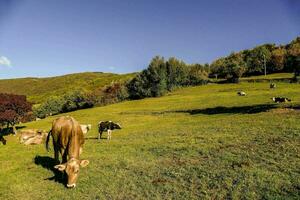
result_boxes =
[0,82,299,199]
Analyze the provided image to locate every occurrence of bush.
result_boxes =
[188,64,209,85]
[33,91,94,118]
[99,82,129,105]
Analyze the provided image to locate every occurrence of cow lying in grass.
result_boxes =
[98,121,121,140]
[46,116,89,188]
[237,91,246,96]
[19,129,48,145]
[270,83,276,89]
[272,97,291,103]
[80,124,91,135]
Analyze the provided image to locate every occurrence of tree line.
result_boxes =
[210,37,300,82]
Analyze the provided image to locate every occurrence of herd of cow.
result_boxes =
[237,83,292,103]
[1,116,121,188]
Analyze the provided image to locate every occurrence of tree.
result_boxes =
[270,47,287,72]
[127,56,168,99]
[127,70,152,99]
[245,45,272,75]
[188,64,209,85]
[62,91,93,112]
[209,57,227,79]
[166,57,189,89]
[0,93,32,134]
[33,96,64,118]
[147,56,168,97]
[100,82,129,104]
[224,52,246,83]
[286,37,300,76]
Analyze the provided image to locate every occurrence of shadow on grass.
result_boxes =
[85,137,107,140]
[34,155,66,186]
[175,104,278,115]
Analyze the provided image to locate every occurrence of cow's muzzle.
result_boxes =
[67,183,76,188]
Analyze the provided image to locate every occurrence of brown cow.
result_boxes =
[46,116,89,188]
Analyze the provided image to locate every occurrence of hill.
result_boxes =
[0,81,299,199]
[0,72,135,104]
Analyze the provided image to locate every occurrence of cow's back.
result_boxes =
[51,116,84,150]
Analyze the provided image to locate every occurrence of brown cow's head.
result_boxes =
[54,158,89,188]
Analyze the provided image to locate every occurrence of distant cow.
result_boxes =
[98,121,121,140]
[46,116,89,188]
[0,135,6,145]
[270,83,276,89]
[237,91,246,96]
[80,124,91,135]
[19,129,48,145]
[272,97,291,103]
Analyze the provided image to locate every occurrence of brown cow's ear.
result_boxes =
[54,164,66,171]
[80,160,89,168]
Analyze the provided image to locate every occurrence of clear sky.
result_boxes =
[0,0,299,79]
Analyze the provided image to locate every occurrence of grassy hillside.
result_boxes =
[0,82,299,199]
[241,73,294,81]
[0,72,135,104]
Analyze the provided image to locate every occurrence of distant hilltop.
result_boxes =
[0,72,135,104]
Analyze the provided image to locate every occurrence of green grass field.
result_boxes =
[0,81,299,199]
[0,72,135,104]
[240,73,294,81]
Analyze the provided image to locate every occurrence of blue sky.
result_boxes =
[0,0,299,79]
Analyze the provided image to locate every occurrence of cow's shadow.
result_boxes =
[34,155,66,186]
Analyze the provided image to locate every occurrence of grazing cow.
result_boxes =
[0,135,6,145]
[98,121,121,140]
[270,83,276,89]
[80,124,92,135]
[46,116,89,188]
[237,91,246,96]
[19,129,48,145]
[272,97,291,103]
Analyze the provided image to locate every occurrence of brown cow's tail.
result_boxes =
[46,130,52,152]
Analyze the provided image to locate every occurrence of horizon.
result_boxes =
[0,0,299,79]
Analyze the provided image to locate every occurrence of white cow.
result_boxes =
[80,124,92,135]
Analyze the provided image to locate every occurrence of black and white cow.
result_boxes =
[0,135,6,145]
[237,91,246,96]
[272,97,291,103]
[270,83,276,89]
[98,121,121,140]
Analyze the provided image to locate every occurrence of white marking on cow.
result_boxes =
[107,129,112,140]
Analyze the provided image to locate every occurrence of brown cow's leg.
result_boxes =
[61,150,67,163]
[53,141,60,163]
[54,147,59,163]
